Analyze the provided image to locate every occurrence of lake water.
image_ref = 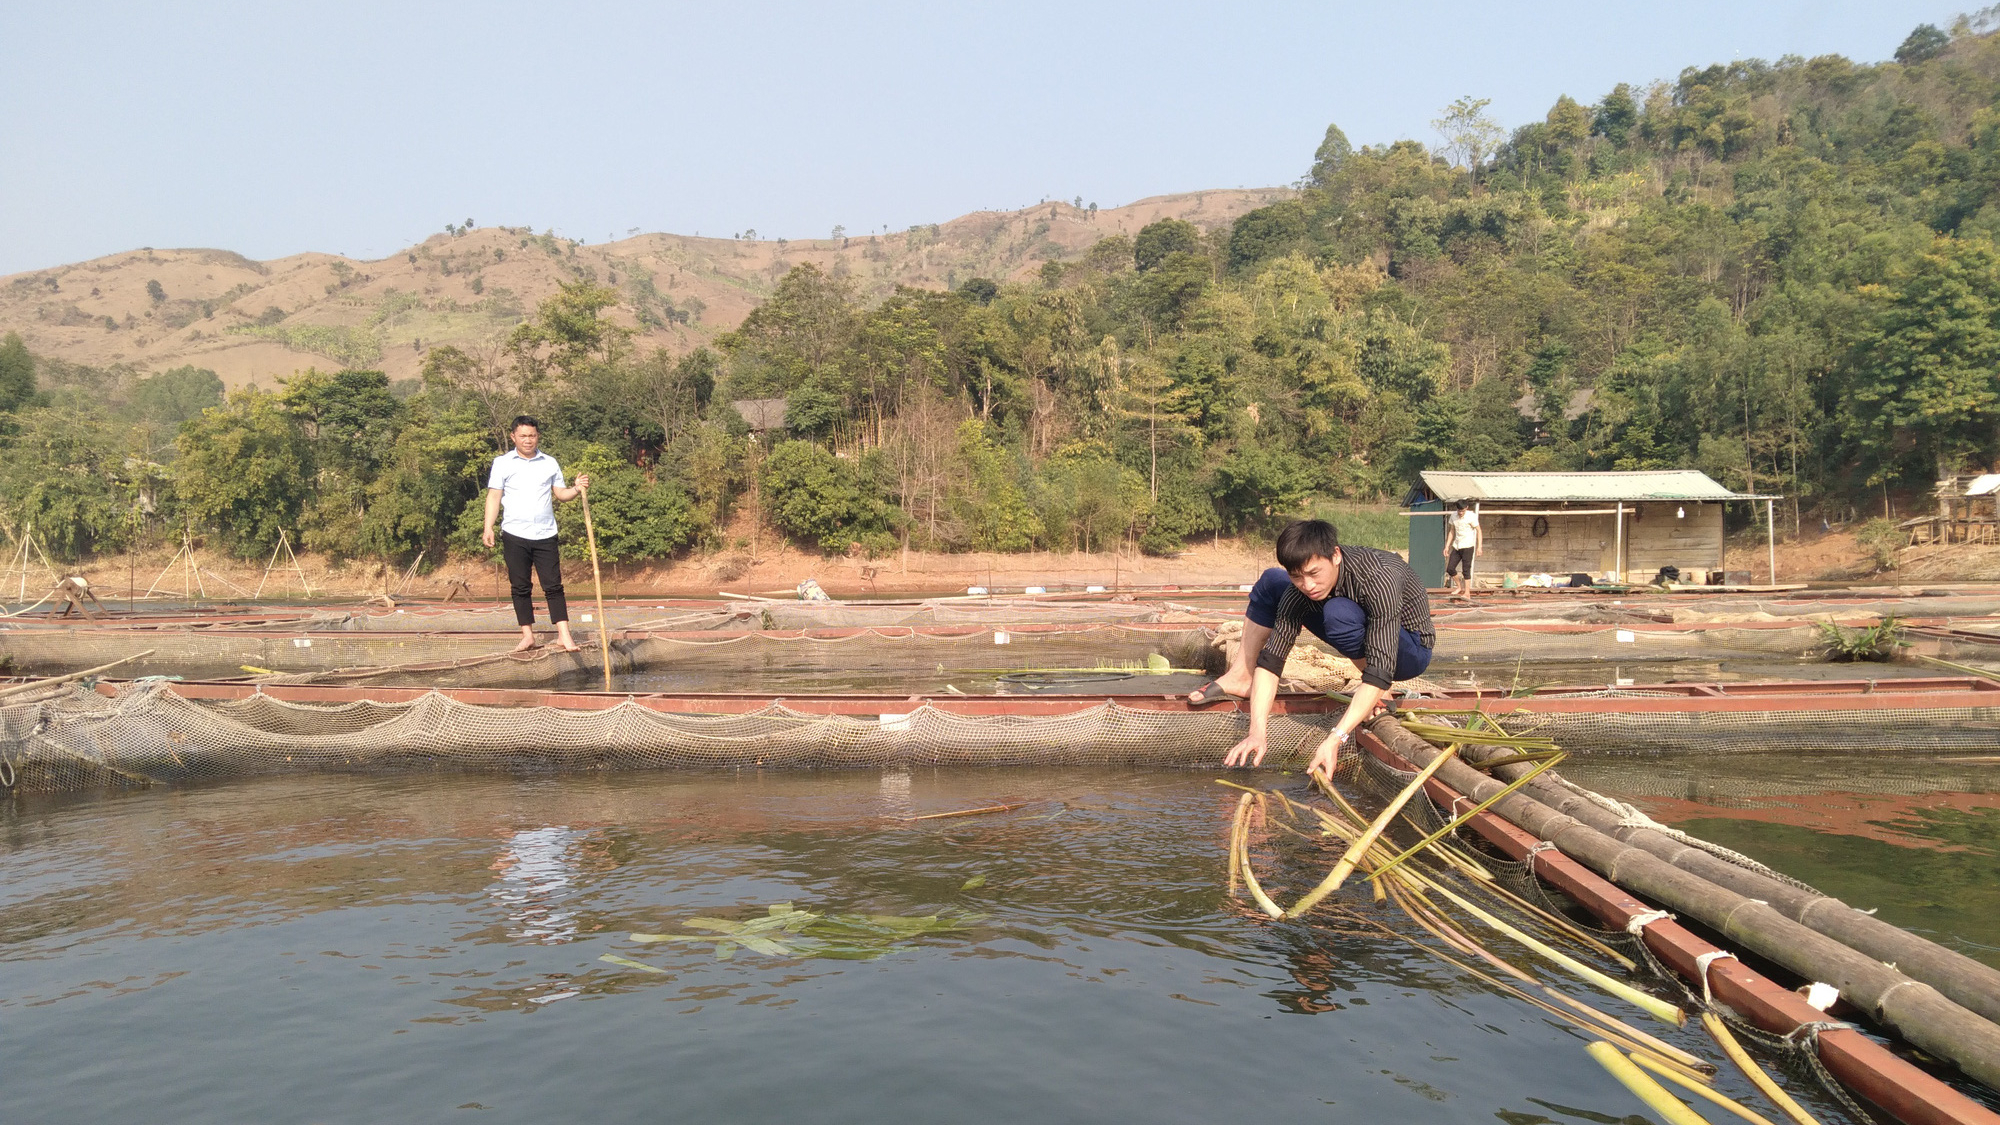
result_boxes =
[0,766,1903,1124]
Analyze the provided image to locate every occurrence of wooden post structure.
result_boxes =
[578,486,612,692]
[1613,501,1624,583]
[1766,498,1778,585]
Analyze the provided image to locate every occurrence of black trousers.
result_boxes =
[501,532,568,626]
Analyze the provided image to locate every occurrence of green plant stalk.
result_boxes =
[1701,1012,1824,1125]
[1388,872,1707,1077]
[1630,1052,1779,1125]
[1287,746,1459,916]
[1412,873,1684,1025]
[1367,753,1567,883]
[1585,1041,1717,1125]
[1400,721,1560,749]
[1231,793,1284,918]
[1367,901,1709,1084]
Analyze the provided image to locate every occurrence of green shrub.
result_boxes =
[1855,518,1904,571]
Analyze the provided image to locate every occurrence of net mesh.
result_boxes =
[0,681,1337,792]
[0,624,1220,683]
[1484,705,2000,754]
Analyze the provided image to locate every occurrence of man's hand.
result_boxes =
[575,473,591,491]
[1307,730,1350,784]
[482,527,495,548]
[1222,729,1270,768]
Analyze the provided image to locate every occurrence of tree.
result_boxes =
[354,402,490,563]
[146,279,166,304]
[175,388,311,556]
[1432,96,1504,171]
[1896,24,1950,65]
[1134,219,1202,272]
[1593,84,1638,146]
[0,407,131,559]
[555,443,699,562]
[128,365,223,429]
[1308,123,1353,186]
[760,439,858,548]
[1844,237,2000,482]
[947,419,1034,551]
[281,368,402,476]
[1545,95,1589,149]
[506,281,631,391]
[0,332,35,413]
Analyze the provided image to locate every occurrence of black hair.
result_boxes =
[1275,519,1340,572]
[1453,499,1468,512]
[510,415,541,433]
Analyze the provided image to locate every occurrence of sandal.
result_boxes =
[1188,680,1245,706]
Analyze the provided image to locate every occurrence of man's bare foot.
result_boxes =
[553,642,582,653]
[510,635,537,653]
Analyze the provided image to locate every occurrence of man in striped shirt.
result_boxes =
[1191,519,1435,781]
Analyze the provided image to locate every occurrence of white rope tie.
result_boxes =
[1623,909,1672,936]
[1694,949,1737,1008]
[1521,840,1557,863]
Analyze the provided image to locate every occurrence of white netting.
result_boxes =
[0,681,1337,791]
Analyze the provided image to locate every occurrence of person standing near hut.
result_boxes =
[482,416,591,653]
[1443,500,1481,598]
[1189,518,1435,781]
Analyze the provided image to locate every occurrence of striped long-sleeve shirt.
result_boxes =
[1257,545,1435,690]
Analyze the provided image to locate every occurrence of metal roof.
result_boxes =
[1419,470,1771,502]
[1966,473,2000,497]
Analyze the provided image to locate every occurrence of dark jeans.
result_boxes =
[501,532,568,627]
[1446,547,1475,578]
[1245,567,1433,682]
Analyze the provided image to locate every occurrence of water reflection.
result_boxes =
[488,827,605,945]
[0,769,1888,1123]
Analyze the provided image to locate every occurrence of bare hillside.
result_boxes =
[0,189,1288,388]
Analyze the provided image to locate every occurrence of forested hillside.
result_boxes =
[3,20,1997,569]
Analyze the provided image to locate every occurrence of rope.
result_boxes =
[1624,909,1673,936]
[1693,949,1736,1008]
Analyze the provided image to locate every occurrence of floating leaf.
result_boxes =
[807,946,889,960]
[599,954,670,974]
[740,911,820,935]
[714,941,737,961]
[863,914,947,933]
[767,902,794,916]
[629,933,710,943]
[683,917,744,934]
[960,875,988,891]
[738,936,793,956]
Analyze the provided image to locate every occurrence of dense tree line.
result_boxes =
[6,22,2000,565]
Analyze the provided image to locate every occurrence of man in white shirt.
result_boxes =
[482,416,592,652]
[1443,500,1481,598]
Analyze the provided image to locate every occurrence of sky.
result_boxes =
[0,1,1960,275]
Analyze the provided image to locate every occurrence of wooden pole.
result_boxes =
[1766,498,1777,585]
[579,487,612,692]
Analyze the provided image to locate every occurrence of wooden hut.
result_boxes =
[1408,470,1778,588]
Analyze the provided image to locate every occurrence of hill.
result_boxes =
[0,189,1288,388]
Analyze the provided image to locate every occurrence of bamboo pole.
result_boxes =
[1701,1013,1823,1125]
[1231,793,1284,918]
[0,650,156,699]
[1630,1051,1780,1125]
[578,487,612,692]
[1586,1041,1714,1125]
[1376,717,2000,1090]
[1368,753,1567,883]
[1287,746,1457,916]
